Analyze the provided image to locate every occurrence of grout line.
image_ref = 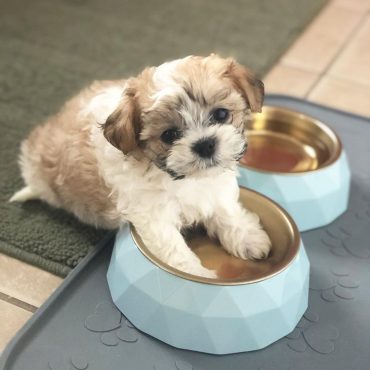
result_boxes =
[0,292,37,313]
[327,74,370,89]
[278,62,320,75]
[304,10,370,98]
[263,62,320,99]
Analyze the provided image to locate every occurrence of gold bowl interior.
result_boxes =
[240,106,341,173]
[131,188,300,285]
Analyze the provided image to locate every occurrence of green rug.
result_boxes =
[0,0,327,277]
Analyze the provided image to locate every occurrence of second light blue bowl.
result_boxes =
[238,106,351,231]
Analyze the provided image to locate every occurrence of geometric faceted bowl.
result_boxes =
[239,106,351,231]
[107,188,310,354]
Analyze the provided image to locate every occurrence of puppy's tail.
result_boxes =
[9,186,39,203]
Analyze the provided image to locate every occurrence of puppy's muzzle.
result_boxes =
[192,137,216,159]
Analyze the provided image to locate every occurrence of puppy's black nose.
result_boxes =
[192,137,216,158]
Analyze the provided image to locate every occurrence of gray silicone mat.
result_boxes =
[1,95,370,370]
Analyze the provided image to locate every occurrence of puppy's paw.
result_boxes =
[234,228,271,260]
[185,265,217,279]
[189,265,218,279]
[171,260,217,279]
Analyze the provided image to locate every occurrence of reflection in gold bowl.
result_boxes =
[132,187,300,285]
[240,106,342,173]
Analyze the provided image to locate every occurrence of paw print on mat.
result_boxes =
[310,263,359,302]
[322,214,370,259]
[85,303,194,369]
[85,301,139,347]
[355,204,370,221]
[285,309,339,354]
[153,360,193,370]
[85,301,121,332]
[48,354,88,370]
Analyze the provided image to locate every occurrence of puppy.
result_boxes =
[11,55,271,278]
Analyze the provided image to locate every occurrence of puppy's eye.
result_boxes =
[160,128,181,144]
[212,108,230,123]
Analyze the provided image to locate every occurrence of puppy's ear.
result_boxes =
[225,60,264,113]
[103,86,141,154]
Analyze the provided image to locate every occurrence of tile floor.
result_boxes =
[265,0,370,116]
[1,0,370,354]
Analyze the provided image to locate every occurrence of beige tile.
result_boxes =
[329,16,370,86]
[0,300,32,352]
[309,76,370,117]
[0,253,63,308]
[282,3,363,72]
[264,64,319,97]
[333,0,370,12]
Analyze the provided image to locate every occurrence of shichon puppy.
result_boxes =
[11,54,271,278]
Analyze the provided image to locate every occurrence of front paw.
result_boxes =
[230,228,271,260]
[186,264,218,279]
[170,259,217,279]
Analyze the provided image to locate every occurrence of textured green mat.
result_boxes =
[0,0,327,277]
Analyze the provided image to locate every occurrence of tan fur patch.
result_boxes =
[20,80,123,229]
[103,83,141,154]
[224,59,264,113]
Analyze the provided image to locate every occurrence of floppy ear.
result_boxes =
[103,86,141,154]
[225,60,264,113]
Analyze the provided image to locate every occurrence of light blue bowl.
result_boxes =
[107,189,310,354]
[238,106,351,231]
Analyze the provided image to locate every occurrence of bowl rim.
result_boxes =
[130,187,301,286]
[239,105,343,176]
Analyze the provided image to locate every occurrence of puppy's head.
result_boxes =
[103,55,264,179]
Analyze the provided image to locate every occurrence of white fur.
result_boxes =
[150,63,184,110]
[9,186,38,202]
[81,86,124,124]
[152,58,185,88]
